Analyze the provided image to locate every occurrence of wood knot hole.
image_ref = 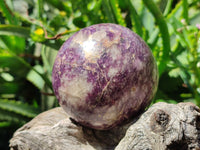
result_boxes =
[154,109,169,127]
[150,109,171,133]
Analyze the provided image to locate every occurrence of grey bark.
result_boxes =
[9,102,200,150]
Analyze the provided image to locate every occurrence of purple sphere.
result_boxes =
[52,23,158,130]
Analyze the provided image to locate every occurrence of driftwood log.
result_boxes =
[10,102,200,150]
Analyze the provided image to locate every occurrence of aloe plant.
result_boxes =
[0,0,200,149]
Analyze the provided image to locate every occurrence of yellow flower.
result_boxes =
[34,28,44,35]
[60,11,66,17]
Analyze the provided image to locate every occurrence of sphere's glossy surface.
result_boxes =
[52,23,158,130]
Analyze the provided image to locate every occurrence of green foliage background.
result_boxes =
[0,0,200,149]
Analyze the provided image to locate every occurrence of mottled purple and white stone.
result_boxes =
[52,23,158,130]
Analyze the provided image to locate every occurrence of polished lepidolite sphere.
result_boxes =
[52,23,158,130]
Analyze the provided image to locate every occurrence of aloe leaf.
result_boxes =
[0,25,30,38]
[42,39,63,50]
[0,25,63,50]
[44,0,62,9]
[0,35,26,54]
[101,0,116,23]
[143,0,170,75]
[170,17,191,49]
[0,82,19,94]
[167,1,183,20]
[37,0,44,19]
[0,121,11,128]
[27,65,45,90]
[109,0,126,26]
[125,0,143,37]
[163,0,173,16]
[0,0,19,25]
[41,45,57,74]
[182,0,189,23]
[6,49,53,91]
[0,99,40,118]
[0,109,26,123]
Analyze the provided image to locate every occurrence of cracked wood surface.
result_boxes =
[10,102,200,150]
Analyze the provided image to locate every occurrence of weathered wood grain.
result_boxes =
[10,102,200,150]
